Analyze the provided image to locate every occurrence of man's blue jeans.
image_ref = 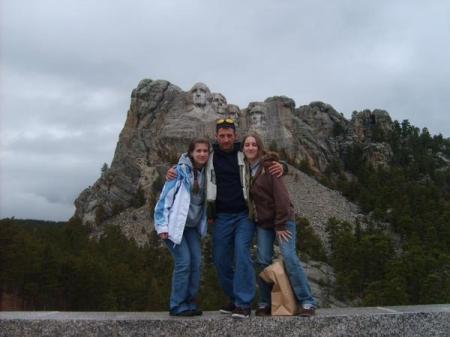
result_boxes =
[164,227,201,314]
[212,211,256,309]
[256,220,316,308]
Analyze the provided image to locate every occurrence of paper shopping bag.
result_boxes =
[259,258,298,316]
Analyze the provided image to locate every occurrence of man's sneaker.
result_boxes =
[231,306,251,319]
[191,309,203,316]
[169,310,195,317]
[255,306,271,317]
[219,302,236,314]
[297,307,316,317]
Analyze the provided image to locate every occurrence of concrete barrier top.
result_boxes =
[1,304,449,337]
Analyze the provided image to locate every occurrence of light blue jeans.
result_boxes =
[212,211,256,308]
[256,220,316,308]
[164,227,201,314]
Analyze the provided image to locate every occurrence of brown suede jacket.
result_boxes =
[249,153,295,231]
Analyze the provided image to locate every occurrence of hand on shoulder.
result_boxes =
[166,165,177,181]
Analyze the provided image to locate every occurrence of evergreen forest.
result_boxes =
[1,119,449,310]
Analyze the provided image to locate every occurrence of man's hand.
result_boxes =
[159,232,168,240]
[166,166,177,181]
[267,161,283,178]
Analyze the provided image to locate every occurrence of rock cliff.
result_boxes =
[73,79,396,307]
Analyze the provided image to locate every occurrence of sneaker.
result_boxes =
[297,307,316,317]
[169,310,195,317]
[191,309,203,316]
[231,306,251,319]
[255,306,271,317]
[220,302,236,314]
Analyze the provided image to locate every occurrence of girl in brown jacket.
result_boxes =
[242,133,317,316]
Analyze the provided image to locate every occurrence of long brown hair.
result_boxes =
[241,132,265,159]
[187,137,210,194]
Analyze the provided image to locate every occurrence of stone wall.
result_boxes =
[1,305,449,337]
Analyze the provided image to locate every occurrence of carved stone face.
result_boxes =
[212,93,227,115]
[226,104,240,122]
[190,82,211,107]
[248,103,267,130]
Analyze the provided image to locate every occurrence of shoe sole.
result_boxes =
[231,314,250,319]
[298,311,315,317]
[220,309,233,314]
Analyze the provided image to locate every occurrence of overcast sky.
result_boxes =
[1,0,450,221]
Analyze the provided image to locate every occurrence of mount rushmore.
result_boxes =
[73,79,398,307]
[74,79,393,238]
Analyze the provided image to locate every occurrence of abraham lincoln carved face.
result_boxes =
[248,103,267,130]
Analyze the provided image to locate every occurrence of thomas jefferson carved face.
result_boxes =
[190,82,211,107]
[212,93,227,115]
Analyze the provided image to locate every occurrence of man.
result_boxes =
[167,118,284,318]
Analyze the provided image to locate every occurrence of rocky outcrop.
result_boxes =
[286,165,361,244]
[350,109,393,143]
[303,259,350,307]
[72,79,401,307]
[294,101,350,172]
[74,80,227,229]
[74,78,394,239]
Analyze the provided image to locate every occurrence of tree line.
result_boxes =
[324,120,450,304]
[1,119,449,309]
[0,216,325,311]
[0,216,240,311]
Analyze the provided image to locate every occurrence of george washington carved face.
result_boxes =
[189,82,211,107]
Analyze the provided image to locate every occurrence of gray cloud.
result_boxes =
[1,0,450,220]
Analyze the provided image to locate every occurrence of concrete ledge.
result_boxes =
[1,304,449,337]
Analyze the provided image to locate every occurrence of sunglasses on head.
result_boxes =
[216,118,235,125]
